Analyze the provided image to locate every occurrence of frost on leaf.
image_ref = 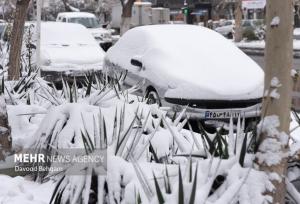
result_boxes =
[270,16,280,27]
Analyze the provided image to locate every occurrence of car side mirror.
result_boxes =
[131,58,143,71]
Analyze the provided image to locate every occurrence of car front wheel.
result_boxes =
[227,32,233,39]
[146,90,161,106]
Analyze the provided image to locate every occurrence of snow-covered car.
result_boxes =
[56,12,113,51]
[104,25,264,124]
[0,22,105,82]
[39,22,105,82]
[214,20,235,39]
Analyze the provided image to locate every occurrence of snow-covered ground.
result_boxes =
[0,175,55,204]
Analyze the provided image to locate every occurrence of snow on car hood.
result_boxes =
[41,44,104,71]
[106,25,264,100]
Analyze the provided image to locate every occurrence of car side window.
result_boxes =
[62,18,66,22]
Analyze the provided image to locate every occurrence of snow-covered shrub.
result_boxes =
[34,100,265,203]
[5,67,300,203]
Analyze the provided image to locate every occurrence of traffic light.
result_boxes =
[182,7,189,16]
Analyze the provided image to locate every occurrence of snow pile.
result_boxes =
[7,105,46,149]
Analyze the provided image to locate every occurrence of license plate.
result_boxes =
[204,111,241,119]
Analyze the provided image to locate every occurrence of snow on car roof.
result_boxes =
[106,24,264,100]
[57,12,96,18]
[134,2,152,5]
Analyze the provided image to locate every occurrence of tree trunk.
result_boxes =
[257,0,293,203]
[0,94,11,161]
[120,0,135,35]
[120,17,131,36]
[62,0,72,12]
[234,0,243,42]
[8,0,30,80]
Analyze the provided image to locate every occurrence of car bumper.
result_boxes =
[41,69,102,83]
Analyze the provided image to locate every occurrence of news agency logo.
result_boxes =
[10,149,107,176]
[14,154,105,164]
[14,153,46,163]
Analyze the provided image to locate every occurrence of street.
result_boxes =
[250,54,300,69]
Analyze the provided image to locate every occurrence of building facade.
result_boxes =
[149,0,268,24]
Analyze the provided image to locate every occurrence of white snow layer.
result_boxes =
[0,175,55,204]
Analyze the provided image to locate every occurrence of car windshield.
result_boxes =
[224,21,232,26]
[69,17,100,28]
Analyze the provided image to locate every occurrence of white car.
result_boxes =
[39,22,105,81]
[214,20,234,39]
[56,12,113,51]
[0,22,105,82]
[104,25,264,123]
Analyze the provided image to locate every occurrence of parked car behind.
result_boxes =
[39,22,105,82]
[214,20,235,39]
[104,25,264,128]
[56,12,113,51]
[0,22,105,82]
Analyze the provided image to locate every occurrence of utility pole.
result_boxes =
[257,0,293,203]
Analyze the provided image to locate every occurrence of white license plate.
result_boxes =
[204,111,241,119]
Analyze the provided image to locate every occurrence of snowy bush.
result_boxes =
[1,72,300,203]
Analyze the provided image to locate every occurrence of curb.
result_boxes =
[238,46,300,58]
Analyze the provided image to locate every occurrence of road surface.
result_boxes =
[250,55,300,70]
